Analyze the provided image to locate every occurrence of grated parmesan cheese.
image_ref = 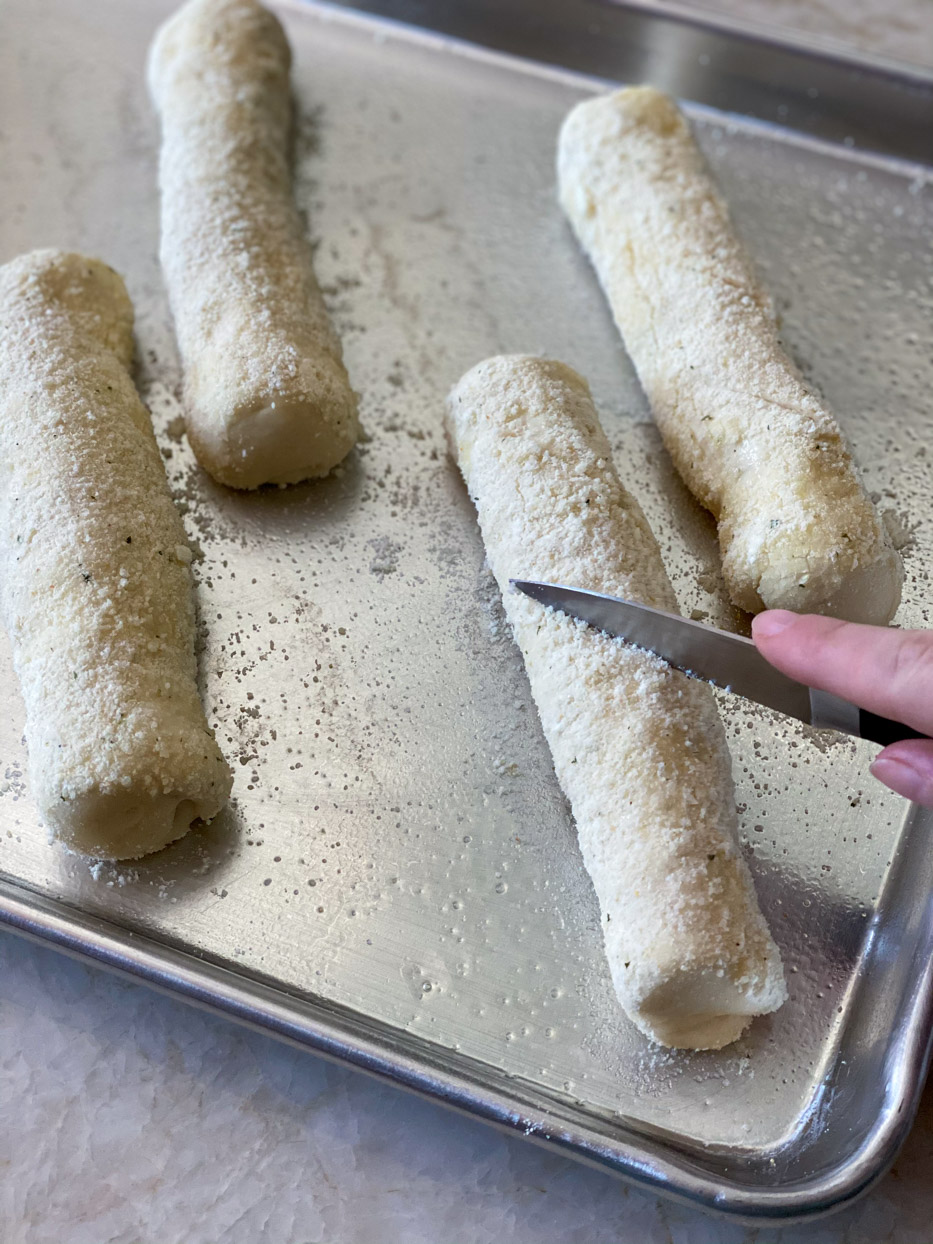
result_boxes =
[447,355,786,1050]
[558,87,902,622]
[148,0,359,489]
[0,250,233,860]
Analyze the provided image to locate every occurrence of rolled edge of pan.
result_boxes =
[557,86,903,624]
[0,249,233,860]
[148,0,360,489]
[446,354,786,1049]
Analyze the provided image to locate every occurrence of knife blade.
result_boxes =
[509,579,926,746]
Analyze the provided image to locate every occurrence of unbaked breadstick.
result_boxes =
[447,355,786,1049]
[558,86,902,623]
[0,249,232,860]
[148,0,359,489]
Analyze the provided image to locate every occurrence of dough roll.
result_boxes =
[148,0,359,489]
[447,355,786,1049]
[558,87,902,623]
[0,250,233,860]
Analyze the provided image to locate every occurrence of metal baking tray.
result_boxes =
[1,0,931,1222]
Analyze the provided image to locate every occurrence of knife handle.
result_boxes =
[809,690,929,745]
[859,711,930,747]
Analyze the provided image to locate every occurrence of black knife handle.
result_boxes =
[859,710,930,747]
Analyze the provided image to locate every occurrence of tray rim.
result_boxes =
[3,870,932,1224]
[604,0,933,82]
[2,0,932,1223]
[304,0,933,165]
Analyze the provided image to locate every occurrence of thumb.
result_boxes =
[870,741,933,808]
[751,611,933,738]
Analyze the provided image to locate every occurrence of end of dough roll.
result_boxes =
[447,355,786,1049]
[149,0,360,489]
[557,87,903,624]
[0,249,233,860]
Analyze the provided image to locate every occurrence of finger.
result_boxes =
[751,611,933,737]
[870,740,933,808]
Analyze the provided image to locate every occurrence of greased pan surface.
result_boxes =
[0,0,931,1219]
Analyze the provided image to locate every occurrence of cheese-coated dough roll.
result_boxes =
[0,250,233,860]
[558,87,902,623]
[447,355,786,1049]
[149,0,359,489]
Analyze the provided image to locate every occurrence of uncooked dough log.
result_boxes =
[149,0,359,489]
[0,250,233,860]
[558,86,902,623]
[447,355,786,1049]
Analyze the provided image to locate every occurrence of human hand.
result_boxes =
[752,611,933,807]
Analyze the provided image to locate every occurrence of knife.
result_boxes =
[509,580,927,746]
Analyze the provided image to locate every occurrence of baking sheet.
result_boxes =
[0,0,931,1219]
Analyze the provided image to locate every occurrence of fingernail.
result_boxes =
[870,757,928,804]
[752,610,797,639]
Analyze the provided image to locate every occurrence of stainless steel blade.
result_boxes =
[510,580,814,723]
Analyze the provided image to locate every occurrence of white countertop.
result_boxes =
[3,3,931,1242]
[4,927,933,1243]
